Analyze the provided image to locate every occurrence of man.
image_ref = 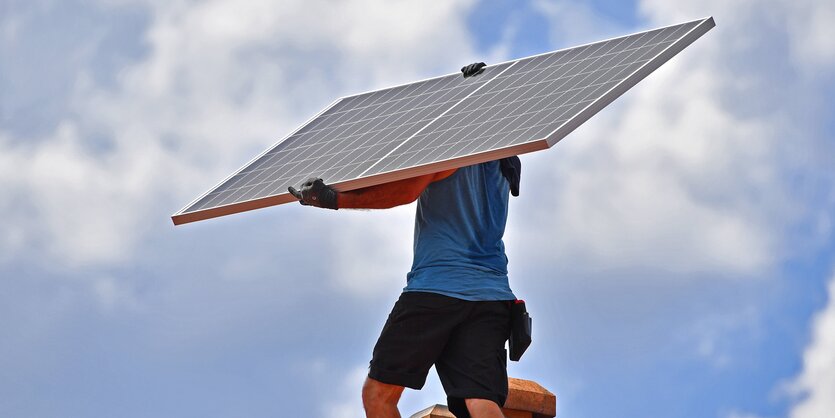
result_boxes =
[288,63,520,418]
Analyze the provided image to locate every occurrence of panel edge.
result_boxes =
[171,97,344,223]
[171,139,548,225]
[544,16,716,148]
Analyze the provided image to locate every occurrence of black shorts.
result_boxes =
[368,291,512,413]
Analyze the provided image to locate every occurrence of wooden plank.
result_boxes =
[409,404,456,418]
[504,378,557,417]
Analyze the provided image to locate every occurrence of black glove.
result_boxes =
[461,62,486,78]
[288,177,338,209]
[499,156,521,197]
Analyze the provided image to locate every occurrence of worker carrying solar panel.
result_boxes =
[288,63,528,418]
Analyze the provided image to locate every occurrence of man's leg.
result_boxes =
[436,300,512,418]
[465,398,506,418]
[362,377,405,418]
[366,293,465,417]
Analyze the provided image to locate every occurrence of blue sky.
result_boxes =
[1,1,834,417]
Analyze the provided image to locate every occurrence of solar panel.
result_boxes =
[172,17,715,225]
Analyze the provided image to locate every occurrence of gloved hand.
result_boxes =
[499,156,521,197]
[461,62,486,78]
[288,177,338,209]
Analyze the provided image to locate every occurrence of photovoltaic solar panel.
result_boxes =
[172,17,715,225]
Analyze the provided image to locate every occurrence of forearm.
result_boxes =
[338,169,455,209]
[338,176,433,209]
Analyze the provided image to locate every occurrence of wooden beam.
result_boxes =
[410,377,556,418]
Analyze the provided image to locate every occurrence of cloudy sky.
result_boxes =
[2,0,834,417]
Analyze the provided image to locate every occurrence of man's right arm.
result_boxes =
[338,169,456,209]
[288,169,456,210]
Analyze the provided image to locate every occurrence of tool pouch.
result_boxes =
[509,299,532,361]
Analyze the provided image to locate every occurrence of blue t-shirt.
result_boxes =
[403,161,516,301]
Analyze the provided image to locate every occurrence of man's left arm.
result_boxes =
[288,169,456,210]
[338,169,455,209]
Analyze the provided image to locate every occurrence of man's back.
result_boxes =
[406,161,515,301]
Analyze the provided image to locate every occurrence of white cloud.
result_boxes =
[0,0,479,268]
[0,122,165,266]
[532,0,630,47]
[329,204,416,298]
[783,0,835,70]
[321,365,367,418]
[639,0,835,71]
[612,1,835,415]
[514,31,770,274]
[511,0,832,277]
[787,272,835,418]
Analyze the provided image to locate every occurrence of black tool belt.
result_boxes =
[509,299,532,361]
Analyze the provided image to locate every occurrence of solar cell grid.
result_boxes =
[184,64,514,212]
[173,17,714,225]
[361,21,700,178]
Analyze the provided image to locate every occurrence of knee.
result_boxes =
[362,377,403,410]
[464,398,504,417]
